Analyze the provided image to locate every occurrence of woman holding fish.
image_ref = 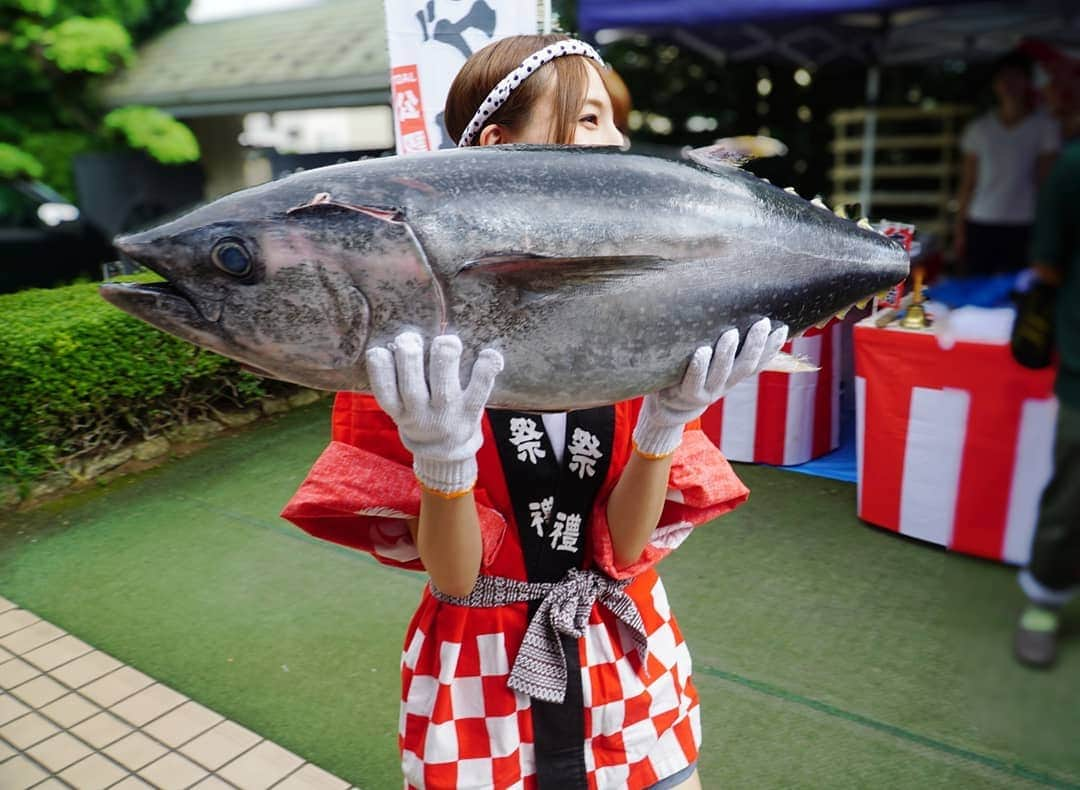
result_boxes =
[284,35,785,790]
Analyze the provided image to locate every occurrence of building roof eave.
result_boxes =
[141,88,393,118]
[102,0,391,116]
[102,73,392,116]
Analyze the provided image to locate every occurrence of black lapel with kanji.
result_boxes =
[488,407,615,584]
[489,406,617,790]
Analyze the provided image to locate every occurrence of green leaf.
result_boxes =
[19,130,97,199]
[0,142,45,179]
[13,0,57,16]
[41,16,133,74]
[103,106,199,163]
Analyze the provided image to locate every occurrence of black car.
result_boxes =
[0,179,114,294]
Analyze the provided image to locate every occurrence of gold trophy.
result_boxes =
[901,267,929,329]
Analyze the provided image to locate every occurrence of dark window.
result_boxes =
[0,182,41,229]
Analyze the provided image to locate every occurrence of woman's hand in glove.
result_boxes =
[366,332,504,496]
[633,317,788,458]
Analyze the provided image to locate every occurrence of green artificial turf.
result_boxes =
[1,402,1077,789]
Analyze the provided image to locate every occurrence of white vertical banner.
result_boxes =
[384,0,538,154]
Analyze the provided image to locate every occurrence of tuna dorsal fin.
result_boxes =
[685,145,751,170]
[686,137,789,172]
[287,193,405,222]
[459,253,669,300]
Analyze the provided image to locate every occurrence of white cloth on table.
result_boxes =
[930,302,1018,350]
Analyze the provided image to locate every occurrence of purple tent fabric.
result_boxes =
[578,0,954,32]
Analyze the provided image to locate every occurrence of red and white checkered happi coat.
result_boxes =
[283,395,750,789]
[398,569,701,789]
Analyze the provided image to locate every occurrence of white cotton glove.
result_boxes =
[633,317,788,458]
[366,332,504,495]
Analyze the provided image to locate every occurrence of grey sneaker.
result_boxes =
[1014,605,1060,668]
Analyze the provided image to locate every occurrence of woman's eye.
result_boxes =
[579,115,599,125]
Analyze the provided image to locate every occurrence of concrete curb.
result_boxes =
[2,389,331,510]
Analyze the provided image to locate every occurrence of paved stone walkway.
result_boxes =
[0,597,358,790]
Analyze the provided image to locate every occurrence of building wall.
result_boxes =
[241,107,394,153]
[186,109,395,200]
[186,115,248,199]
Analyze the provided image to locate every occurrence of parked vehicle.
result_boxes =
[0,179,114,293]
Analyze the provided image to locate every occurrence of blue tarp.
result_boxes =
[784,408,860,483]
[925,273,1019,309]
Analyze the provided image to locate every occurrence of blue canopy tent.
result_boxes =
[579,1,1079,66]
[578,0,1080,215]
[581,0,955,34]
[576,0,1079,482]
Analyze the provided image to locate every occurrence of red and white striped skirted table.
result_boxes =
[700,318,844,466]
[854,319,1058,565]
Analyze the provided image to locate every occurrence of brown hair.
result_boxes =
[444,34,611,145]
[603,67,632,134]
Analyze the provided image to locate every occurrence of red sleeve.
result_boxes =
[590,412,750,580]
[280,394,508,572]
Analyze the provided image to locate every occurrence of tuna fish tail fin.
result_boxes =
[761,351,820,374]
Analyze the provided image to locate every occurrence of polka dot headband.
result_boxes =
[457,39,606,147]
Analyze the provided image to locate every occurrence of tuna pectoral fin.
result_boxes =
[459,253,670,293]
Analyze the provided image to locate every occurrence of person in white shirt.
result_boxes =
[954,51,1060,275]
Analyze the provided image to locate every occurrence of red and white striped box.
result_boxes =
[854,320,1058,565]
[700,319,844,466]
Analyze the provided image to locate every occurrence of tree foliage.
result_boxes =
[0,0,197,199]
[104,106,199,163]
[0,141,44,179]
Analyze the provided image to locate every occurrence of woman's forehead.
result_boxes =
[583,65,613,107]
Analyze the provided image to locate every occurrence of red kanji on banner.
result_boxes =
[874,221,914,310]
[391,65,430,154]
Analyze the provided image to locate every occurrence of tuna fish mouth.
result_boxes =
[102,237,224,324]
[99,279,222,325]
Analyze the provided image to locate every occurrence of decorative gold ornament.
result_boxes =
[900,301,928,329]
[900,267,929,329]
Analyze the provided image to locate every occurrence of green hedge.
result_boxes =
[1,278,268,489]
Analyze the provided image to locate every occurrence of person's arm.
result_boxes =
[1032,262,1063,286]
[606,319,787,569]
[1036,116,1062,186]
[953,153,978,261]
[1030,153,1071,287]
[368,333,502,598]
[1036,152,1057,185]
[405,492,483,597]
[605,451,676,568]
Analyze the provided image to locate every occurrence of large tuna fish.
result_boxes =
[100,145,908,411]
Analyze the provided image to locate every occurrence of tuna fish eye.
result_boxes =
[211,240,252,278]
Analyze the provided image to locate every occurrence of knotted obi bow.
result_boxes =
[430,568,649,704]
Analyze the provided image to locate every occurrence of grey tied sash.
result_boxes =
[430,568,649,704]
